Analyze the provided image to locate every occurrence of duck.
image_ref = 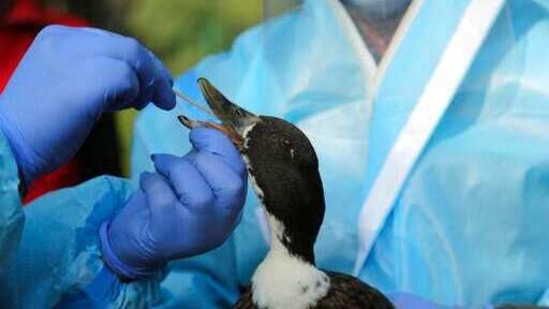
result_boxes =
[179,78,395,309]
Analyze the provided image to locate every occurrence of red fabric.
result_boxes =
[0,0,88,203]
[22,161,81,203]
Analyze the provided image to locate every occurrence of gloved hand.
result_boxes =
[100,128,247,280]
[388,292,494,309]
[0,25,175,184]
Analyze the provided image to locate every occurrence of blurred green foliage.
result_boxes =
[127,0,263,74]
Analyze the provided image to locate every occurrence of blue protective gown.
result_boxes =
[132,0,549,307]
[0,130,25,269]
[0,130,163,307]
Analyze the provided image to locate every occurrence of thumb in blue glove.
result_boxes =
[0,25,176,184]
[100,128,247,280]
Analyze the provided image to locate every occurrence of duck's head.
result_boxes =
[191,78,325,264]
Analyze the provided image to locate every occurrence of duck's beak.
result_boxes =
[196,78,260,145]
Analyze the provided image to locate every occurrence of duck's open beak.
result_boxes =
[197,78,260,145]
[177,78,260,147]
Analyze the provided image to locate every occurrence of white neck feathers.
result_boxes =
[251,215,330,309]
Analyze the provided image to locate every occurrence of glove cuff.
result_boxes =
[99,222,158,281]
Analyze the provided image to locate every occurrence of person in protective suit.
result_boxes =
[132,0,549,307]
[0,25,247,307]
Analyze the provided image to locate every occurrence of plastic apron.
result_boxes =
[132,0,549,306]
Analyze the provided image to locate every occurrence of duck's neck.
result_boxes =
[251,213,330,309]
[265,211,316,263]
[258,170,326,265]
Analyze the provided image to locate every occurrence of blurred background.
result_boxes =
[44,0,300,175]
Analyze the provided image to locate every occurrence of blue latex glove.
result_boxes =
[388,292,494,309]
[0,25,175,184]
[100,128,247,280]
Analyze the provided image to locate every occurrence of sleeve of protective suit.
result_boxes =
[0,176,164,308]
[0,131,25,269]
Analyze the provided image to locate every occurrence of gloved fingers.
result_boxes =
[115,46,175,111]
[95,34,175,111]
[77,27,156,107]
[139,172,179,230]
[143,50,176,110]
[151,77,176,112]
[146,48,174,87]
[100,36,159,111]
[140,171,178,206]
[189,128,246,176]
[188,151,247,217]
[84,56,140,113]
[151,154,215,211]
[182,149,198,159]
[41,25,174,111]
